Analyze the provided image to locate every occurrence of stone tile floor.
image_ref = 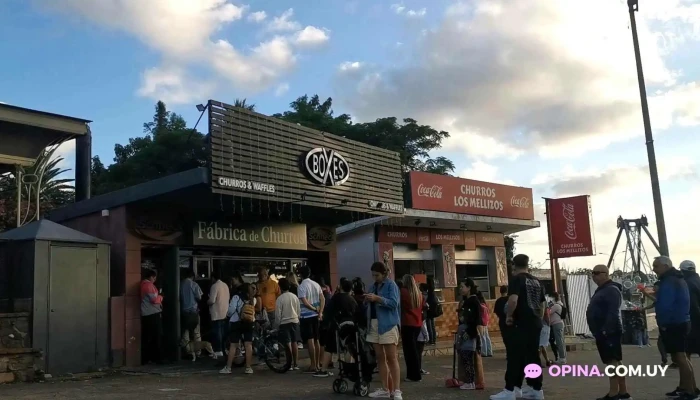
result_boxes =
[1,344,698,399]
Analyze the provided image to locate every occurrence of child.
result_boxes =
[456,323,479,390]
[417,320,429,376]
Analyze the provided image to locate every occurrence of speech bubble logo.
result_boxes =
[524,363,543,379]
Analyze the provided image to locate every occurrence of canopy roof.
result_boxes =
[0,219,109,244]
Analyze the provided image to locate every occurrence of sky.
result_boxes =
[1,0,699,273]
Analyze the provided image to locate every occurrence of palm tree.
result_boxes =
[0,145,74,230]
[233,98,256,111]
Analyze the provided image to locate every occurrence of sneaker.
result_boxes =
[292,364,300,371]
[667,387,683,397]
[460,383,476,390]
[392,390,403,400]
[678,394,699,400]
[618,394,632,400]
[297,343,303,349]
[490,389,516,400]
[219,366,231,374]
[214,351,224,357]
[638,345,644,348]
[555,358,567,365]
[420,369,430,375]
[244,367,253,374]
[522,389,544,399]
[368,388,391,398]
[313,370,330,378]
[595,395,619,400]
[514,387,522,398]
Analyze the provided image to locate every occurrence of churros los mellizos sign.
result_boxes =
[546,195,595,259]
[408,171,535,220]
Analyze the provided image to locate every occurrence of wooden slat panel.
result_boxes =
[207,101,404,216]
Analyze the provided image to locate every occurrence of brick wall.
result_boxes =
[434,299,500,341]
[0,313,41,383]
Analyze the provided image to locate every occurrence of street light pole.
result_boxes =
[626,0,670,256]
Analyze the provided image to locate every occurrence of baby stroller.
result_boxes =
[332,321,376,397]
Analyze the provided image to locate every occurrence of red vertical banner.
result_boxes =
[441,244,457,288]
[546,195,595,259]
[377,242,395,280]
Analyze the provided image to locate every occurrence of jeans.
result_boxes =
[551,322,567,360]
[211,319,227,353]
[401,326,422,381]
[479,326,493,356]
[427,318,437,344]
[141,313,163,364]
[181,311,199,345]
[634,328,649,346]
[505,324,542,391]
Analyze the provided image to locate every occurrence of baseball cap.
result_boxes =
[680,260,696,272]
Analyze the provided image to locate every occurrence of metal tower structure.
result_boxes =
[606,215,660,290]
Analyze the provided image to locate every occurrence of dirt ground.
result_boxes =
[1,344,698,399]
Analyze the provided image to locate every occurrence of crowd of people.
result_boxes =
[140,253,700,400]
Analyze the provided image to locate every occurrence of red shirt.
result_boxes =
[400,288,424,327]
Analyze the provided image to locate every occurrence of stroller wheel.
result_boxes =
[333,378,348,394]
[354,382,370,397]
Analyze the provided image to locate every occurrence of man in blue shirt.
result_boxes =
[652,256,698,399]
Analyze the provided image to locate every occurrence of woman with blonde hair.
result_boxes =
[400,274,425,383]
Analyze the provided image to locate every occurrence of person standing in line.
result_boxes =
[208,272,230,358]
[314,278,357,378]
[586,264,631,400]
[490,254,546,400]
[365,262,402,400]
[417,318,429,376]
[180,269,203,348]
[548,292,567,364]
[275,278,302,371]
[539,306,553,367]
[457,278,483,390]
[286,271,303,350]
[230,272,244,299]
[141,269,164,365]
[297,265,325,373]
[493,285,511,359]
[400,275,424,383]
[641,281,672,367]
[426,278,439,345]
[257,267,281,315]
[317,276,334,372]
[679,260,700,361]
[651,256,697,399]
[220,283,256,375]
[476,291,493,357]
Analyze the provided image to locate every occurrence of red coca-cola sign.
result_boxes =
[546,195,594,259]
[417,184,443,199]
[408,171,535,220]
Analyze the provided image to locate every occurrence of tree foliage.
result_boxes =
[0,146,74,230]
[505,235,517,262]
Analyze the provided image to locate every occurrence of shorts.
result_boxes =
[229,321,254,343]
[660,322,690,354]
[300,316,320,342]
[596,333,623,364]
[365,319,399,345]
[278,323,300,344]
[539,325,550,347]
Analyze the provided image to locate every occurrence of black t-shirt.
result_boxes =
[494,296,509,331]
[328,292,358,325]
[508,273,546,328]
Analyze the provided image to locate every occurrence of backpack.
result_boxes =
[559,305,568,320]
[430,302,444,319]
[480,303,490,326]
[240,300,255,323]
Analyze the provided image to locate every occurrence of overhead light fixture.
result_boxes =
[486,225,493,231]
[429,221,436,227]
[459,224,466,229]
[414,219,421,226]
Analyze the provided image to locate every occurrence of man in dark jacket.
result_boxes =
[680,260,700,358]
[653,256,698,399]
[586,265,631,400]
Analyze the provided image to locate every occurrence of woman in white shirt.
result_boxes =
[220,283,256,375]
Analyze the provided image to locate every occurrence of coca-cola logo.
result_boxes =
[510,196,530,208]
[562,203,577,240]
[417,184,443,199]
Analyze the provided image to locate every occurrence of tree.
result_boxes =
[91,101,208,195]
[504,235,517,262]
[0,146,74,230]
[274,95,455,175]
[233,98,256,111]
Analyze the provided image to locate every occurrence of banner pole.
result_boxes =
[543,197,557,292]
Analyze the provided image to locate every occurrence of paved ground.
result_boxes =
[2,344,698,399]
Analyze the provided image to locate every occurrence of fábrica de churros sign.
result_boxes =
[408,171,535,220]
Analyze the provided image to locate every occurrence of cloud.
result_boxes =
[137,67,214,104]
[292,26,330,47]
[274,83,290,97]
[459,160,515,185]
[391,4,426,18]
[45,2,329,103]
[338,61,364,73]
[247,11,266,23]
[336,0,699,159]
[267,8,301,32]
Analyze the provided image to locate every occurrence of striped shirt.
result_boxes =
[297,278,322,319]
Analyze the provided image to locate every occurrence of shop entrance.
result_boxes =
[455,262,490,300]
